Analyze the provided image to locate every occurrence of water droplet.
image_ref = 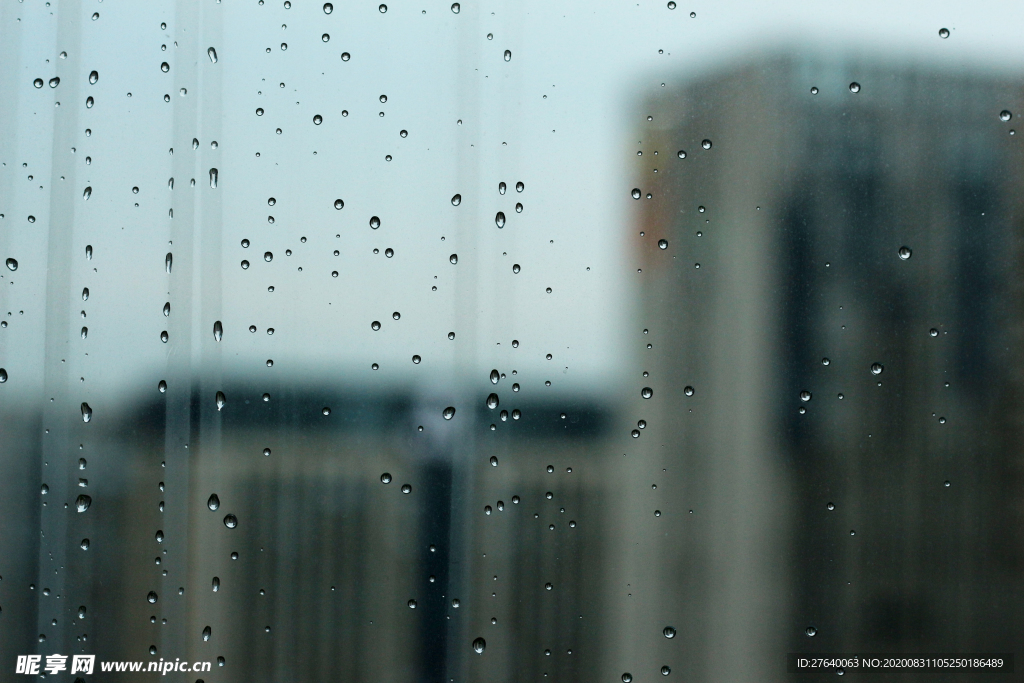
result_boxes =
[800,390,812,402]
[381,473,392,484]
[631,429,640,438]
[504,50,511,61]
[443,406,456,420]
[663,625,676,638]
[6,258,18,271]
[81,326,88,340]
[158,380,167,393]
[264,251,273,262]
[898,245,912,260]
[451,193,462,206]
[701,139,712,149]
[223,514,238,529]
[256,108,264,116]
[870,362,884,376]
[512,263,521,274]
[938,27,949,38]
[207,47,218,64]
[473,637,486,653]
[631,188,641,199]
[849,82,860,93]
[371,321,381,331]
[805,626,817,637]
[49,77,60,88]
[449,253,459,265]
[451,2,460,12]
[83,186,92,200]
[661,665,671,676]
[810,86,819,95]
[81,402,92,422]
[490,369,500,384]
[160,62,170,73]
[641,387,653,399]
[667,0,676,8]
[215,391,226,410]
[408,599,417,608]
[821,357,830,365]
[827,502,835,510]
[322,407,331,416]
[89,70,99,84]
[370,216,381,229]
[241,260,249,269]
[313,114,323,125]
[401,484,411,494]
[76,494,91,512]
[213,321,223,342]
[379,3,387,12]
[324,2,333,12]
[341,52,350,61]
[147,591,159,604]
[495,212,505,228]
[929,328,939,337]
[33,78,43,88]
[483,393,499,410]
[385,247,394,258]
[207,494,220,511]
[209,168,218,188]
[622,674,633,683]
[202,627,213,643]
[1000,110,1013,122]
[85,245,93,260]
[658,239,668,249]
[322,33,330,42]
[684,385,694,396]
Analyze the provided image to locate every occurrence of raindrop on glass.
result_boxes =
[443,406,456,420]
[849,82,860,93]
[495,212,505,228]
[207,494,220,511]
[208,47,218,62]
[473,637,486,654]
[870,362,884,376]
[451,194,461,206]
[223,514,238,529]
[213,321,223,342]
[898,246,912,260]
[641,387,653,399]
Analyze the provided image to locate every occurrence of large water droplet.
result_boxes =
[495,212,505,228]
[213,321,223,341]
[658,239,668,249]
[1000,109,1013,122]
[49,77,60,88]
[451,2,460,12]
[89,70,98,84]
[33,78,43,88]
[512,263,521,274]
[207,494,220,511]
[938,27,949,38]
[641,387,653,399]
[684,385,694,396]
[490,369,500,384]
[622,674,633,683]
[503,50,511,61]
[208,47,218,63]
[370,216,381,229]
[800,390,812,402]
[202,626,212,641]
[85,245,93,260]
[83,186,92,200]
[81,402,92,422]
[381,472,392,484]
[147,591,158,604]
[209,168,218,188]
[215,391,226,410]
[486,393,499,409]
[223,514,238,529]
[661,665,671,676]
[443,406,456,420]
[848,82,860,93]
[371,321,381,331]
[6,258,18,271]
[75,494,92,512]
[81,326,88,339]
[264,251,273,262]
[472,637,486,654]
[663,625,676,638]
[870,362,884,376]
[898,245,912,260]
[450,254,458,264]
[165,253,173,273]
[451,193,462,206]
[324,2,333,12]
[161,62,170,73]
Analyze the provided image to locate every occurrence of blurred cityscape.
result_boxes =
[3,54,1024,683]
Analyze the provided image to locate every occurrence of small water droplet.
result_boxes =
[322,407,331,416]
[6,258,18,271]
[473,637,486,653]
[443,406,456,420]
[89,70,99,84]
[822,357,830,365]
[512,263,521,274]
[322,33,330,42]
[313,114,323,125]
[324,2,333,13]
[938,27,949,38]
[75,494,91,512]
[451,193,462,206]
[161,62,170,73]
[223,514,238,529]
[83,186,92,200]
[33,78,43,88]
[85,245,93,260]
[701,139,712,149]
[870,362,884,376]
[370,216,381,229]
[450,253,458,264]
[658,239,668,249]
[408,599,417,608]
[898,245,912,260]
[849,82,860,93]
[684,385,694,396]
[800,390,812,402]
[208,47,218,62]
[661,665,671,676]
[81,402,92,422]
[504,50,511,61]
[486,393,499,409]
[631,188,641,199]
[379,3,387,12]
[490,369,500,384]
[1000,109,1013,122]
[401,484,412,494]
[451,2,460,12]
[207,494,220,511]
[341,52,350,61]
[49,77,60,88]
[663,625,676,638]
[667,0,676,8]
[264,251,273,262]
[622,674,633,683]
[202,626,213,642]
[495,212,505,228]
[381,473,392,484]
[158,380,167,393]
[215,391,226,410]
[0,368,7,383]
[641,387,653,399]
[209,168,218,188]
[213,321,223,342]
[806,626,817,637]
[371,321,381,331]
[929,328,939,337]
[147,591,159,604]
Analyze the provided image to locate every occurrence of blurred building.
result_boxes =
[631,54,1024,679]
